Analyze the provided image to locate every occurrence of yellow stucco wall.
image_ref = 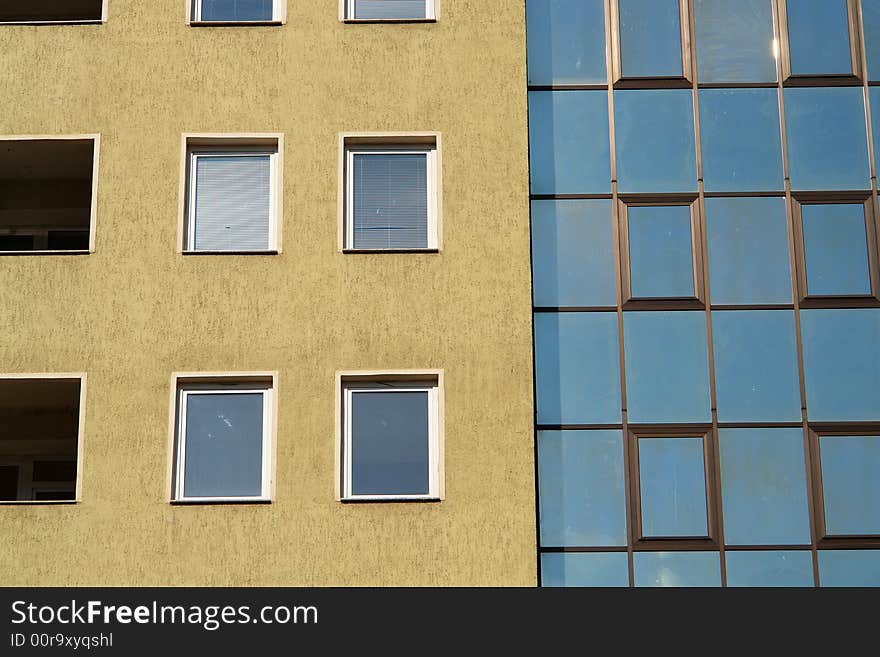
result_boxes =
[0,1,535,585]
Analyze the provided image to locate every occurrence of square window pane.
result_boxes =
[819,550,880,586]
[802,309,880,421]
[699,88,783,192]
[719,428,811,545]
[634,551,721,587]
[618,0,683,78]
[353,0,427,19]
[199,0,273,21]
[538,430,627,546]
[785,0,853,76]
[801,203,872,296]
[694,0,777,83]
[528,91,611,195]
[864,1,880,80]
[526,0,607,85]
[183,393,264,498]
[638,436,708,538]
[534,312,622,425]
[705,197,792,305]
[531,200,617,307]
[784,87,870,191]
[712,311,801,422]
[541,552,630,587]
[352,153,428,249]
[615,89,697,194]
[193,155,272,251]
[726,551,814,586]
[350,390,430,496]
[627,205,695,299]
[819,435,880,536]
[624,311,711,423]
[870,88,880,172]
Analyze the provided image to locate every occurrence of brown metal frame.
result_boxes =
[807,426,880,547]
[777,0,864,86]
[790,194,880,307]
[608,0,693,88]
[627,426,720,550]
[617,196,705,309]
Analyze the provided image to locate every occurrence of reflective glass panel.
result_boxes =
[864,1,880,80]
[719,428,811,544]
[705,197,792,305]
[538,430,627,546]
[200,0,273,21]
[527,0,607,84]
[541,552,630,587]
[623,311,711,423]
[712,311,801,422]
[694,0,777,83]
[638,437,708,538]
[819,435,880,535]
[531,200,617,307]
[618,0,683,78]
[627,205,695,299]
[801,203,872,297]
[634,552,721,587]
[534,312,622,425]
[786,0,853,76]
[726,551,814,586]
[699,88,783,192]
[528,91,611,194]
[819,550,880,586]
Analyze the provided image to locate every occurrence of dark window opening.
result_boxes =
[0,1,103,23]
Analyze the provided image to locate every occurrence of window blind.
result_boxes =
[352,153,429,249]
[353,0,428,20]
[199,0,273,21]
[192,155,271,251]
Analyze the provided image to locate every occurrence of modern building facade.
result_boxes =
[2,0,879,588]
[530,0,880,586]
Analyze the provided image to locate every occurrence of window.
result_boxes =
[171,375,275,502]
[725,551,814,587]
[541,552,630,587]
[818,549,880,585]
[792,197,880,302]
[344,0,436,21]
[340,134,440,251]
[526,0,607,85]
[693,0,777,84]
[633,551,721,587]
[0,376,84,503]
[190,0,284,23]
[182,135,281,253]
[0,137,98,254]
[618,200,704,306]
[611,0,691,83]
[778,0,861,80]
[338,372,443,501]
[0,1,104,23]
[863,0,880,80]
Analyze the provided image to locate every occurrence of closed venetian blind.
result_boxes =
[352,153,429,249]
[353,0,428,20]
[192,155,271,251]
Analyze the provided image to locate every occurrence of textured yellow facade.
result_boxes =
[0,1,535,585]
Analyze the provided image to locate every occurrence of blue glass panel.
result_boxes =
[786,0,853,76]
[865,1,880,80]
[528,91,611,195]
[694,0,777,83]
[638,437,708,537]
[819,435,880,535]
[200,0,273,21]
[819,550,880,586]
[526,0,607,85]
[801,309,880,421]
[871,88,880,172]
[534,312,622,425]
[618,0,683,78]
[634,552,721,587]
[628,205,695,298]
[538,431,627,546]
[719,428,811,545]
[699,88,783,192]
[801,203,872,297]
[183,393,264,498]
[711,311,801,422]
[615,89,697,194]
[541,552,630,587]
[623,311,711,423]
[351,391,429,496]
[784,87,870,191]
[726,551,814,587]
[531,200,617,307]
[705,197,792,305]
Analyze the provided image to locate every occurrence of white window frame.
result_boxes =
[344,145,438,251]
[344,0,436,21]
[173,381,274,503]
[341,379,441,501]
[185,146,279,253]
[191,0,285,24]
